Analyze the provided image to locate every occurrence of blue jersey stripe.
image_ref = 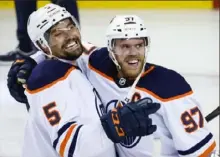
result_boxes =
[68,125,83,156]
[178,133,213,156]
[53,121,76,149]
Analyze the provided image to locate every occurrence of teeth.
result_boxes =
[66,41,76,48]
[128,60,138,64]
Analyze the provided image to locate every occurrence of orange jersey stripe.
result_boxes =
[14,59,25,64]
[199,141,216,157]
[59,124,77,157]
[26,66,75,94]
[136,86,193,102]
[141,66,155,77]
[88,63,114,81]
[88,64,155,82]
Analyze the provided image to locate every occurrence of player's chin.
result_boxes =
[122,66,142,79]
[63,48,83,60]
[125,70,140,79]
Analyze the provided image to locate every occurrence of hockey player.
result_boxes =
[7,13,217,157]
[16,4,160,157]
[77,16,217,156]
[0,0,80,62]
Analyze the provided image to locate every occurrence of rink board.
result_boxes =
[0,1,214,9]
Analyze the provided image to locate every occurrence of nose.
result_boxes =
[64,29,79,40]
[128,46,138,55]
[69,29,80,38]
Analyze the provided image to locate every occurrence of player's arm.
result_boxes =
[162,94,216,157]
[6,41,97,104]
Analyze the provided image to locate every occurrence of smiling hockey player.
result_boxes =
[7,11,216,157]
[13,4,161,157]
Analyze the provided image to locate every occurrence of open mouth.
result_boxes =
[126,59,140,69]
[64,40,79,51]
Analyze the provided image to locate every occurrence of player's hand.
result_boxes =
[100,98,160,143]
[7,55,37,104]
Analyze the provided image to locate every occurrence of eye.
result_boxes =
[136,43,144,49]
[69,25,75,30]
[54,32,62,37]
[121,44,130,49]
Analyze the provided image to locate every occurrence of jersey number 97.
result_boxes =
[181,106,204,133]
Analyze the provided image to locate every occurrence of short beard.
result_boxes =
[61,52,82,61]
[61,43,84,61]
[119,59,145,80]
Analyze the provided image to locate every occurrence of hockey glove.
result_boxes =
[100,98,160,143]
[7,55,37,104]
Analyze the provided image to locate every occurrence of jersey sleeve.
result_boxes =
[76,41,98,76]
[161,94,216,157]
[25,68,115,157]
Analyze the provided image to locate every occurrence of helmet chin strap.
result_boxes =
[110,46,148,104]
[109,49,121,70]
[110,45,148,77]
[44,42,89,66]
[124,47,148,103]
[116,62,144,106]
[40,35,86,66]
[42,43,78,65]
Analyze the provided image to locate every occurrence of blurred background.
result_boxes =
[0,0,219,156]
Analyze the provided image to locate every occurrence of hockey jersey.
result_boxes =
[22,59,116,157]
[31,42,216,157]
[77,46,216,157]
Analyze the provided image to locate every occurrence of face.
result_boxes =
[47,18,83,60]
[113,38,145,79]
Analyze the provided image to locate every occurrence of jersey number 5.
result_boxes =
[43,102,61,126]
[181,106,204,133]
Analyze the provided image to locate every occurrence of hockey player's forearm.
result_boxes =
[53,121,115,157]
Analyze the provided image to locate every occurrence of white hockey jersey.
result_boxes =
[23,59,116,157]
[77,46,217,157]
[31,42,216,157]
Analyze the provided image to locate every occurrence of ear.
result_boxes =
[42,46,50,55]
[36,40,50,55]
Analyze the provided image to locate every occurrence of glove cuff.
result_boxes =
[100,113,122,143]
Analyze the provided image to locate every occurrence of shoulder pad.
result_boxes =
[27,60,76,93]
[89,47,109,65]
[88,47,116,80]
[137,63,192,101]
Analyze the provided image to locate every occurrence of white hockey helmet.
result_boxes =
[27,3,80,55]
[106,15,150,69]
